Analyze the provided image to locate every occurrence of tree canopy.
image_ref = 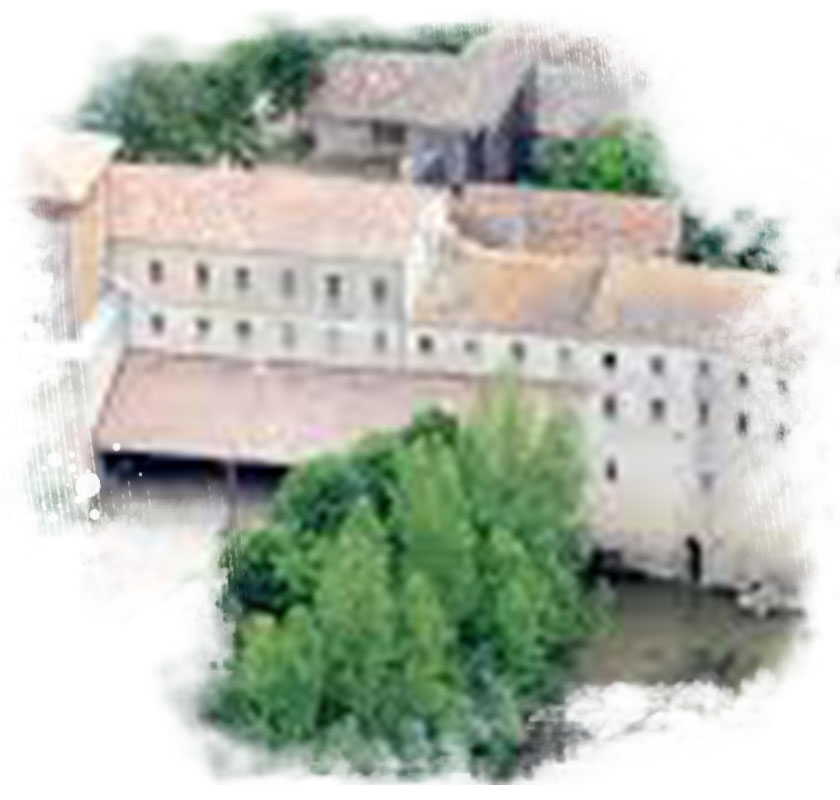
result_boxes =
[206,381,603,779]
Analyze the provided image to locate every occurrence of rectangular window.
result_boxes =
[737,371,750,390]
[778,378,789,395]
[195,317,211,338]
[736,412,749,436]
[776,422,789,442]
[699,472,715,493]
[698,358,711,377]
[326,274,343,305]
[280,269,296,299]
[372,278,388,306]
[150,313,165,335]
[235,267,251,292]
[603,351,618,372]
[510,341,526,363]
[373,330,388,354]
[281,322,296,349]
[148,260,164,284]
[605,458,618,482]
[698,400,710,426]
[465,338,481,358]
[650,355,666,376]
[372,121,406,146]
[603,394,618,419]
[650,398,666,423]
[235,319,253,341]
[418,334,435,355]
[196,263,210,290]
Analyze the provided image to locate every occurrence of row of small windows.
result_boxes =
[147,260,389,306]
[601,395,787,441]
[149,313,392,352]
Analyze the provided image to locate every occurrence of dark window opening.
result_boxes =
[418,334,435,354]
[736,411,749,436]
[373,330,388,353]
[558,345,573,365]
[650,398,666,423]
[464,338,480,357]
[148,260,164,284]
[699,472,715,493]
[326,274,343,304]
[698,400,710,426]
[510,341,526,363]
[603,351,618,371]
[603,394,618,419]
[235,267,251,292]
[777,422,789,442]
[372,121,406,146]
[195,263,210,290]
[605,458,618,482]
[372,278,388,305]
[150,313,165,335]
[698,358,711,377]
[650,355,666,375]
[778,378,789,395]
[686,536,703,585]
[280,269,296,298]
[195,317,211,337]
[737,371,750,390]
[235,320,253,341]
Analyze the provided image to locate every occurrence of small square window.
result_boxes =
[235,320,253,341]
[650,398,666,423]
[418,334,435,355]
[736,412,749,436]
[235,267,251,292]
[195,317,211,338]
[736,371,750,390]
[149,260,164,284]
[603,351,618,371]
[650,355,666,376]
[150,313,165,335]
[196,263,210,290]
[603,395,618,419]
[464,338,481,358]
[605,458,618,482]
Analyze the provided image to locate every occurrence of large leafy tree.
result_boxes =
[208,382,603,779]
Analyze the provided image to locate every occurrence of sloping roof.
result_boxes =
[106,163,439,262]
[95,351,585,465]
[450,185,680,257]
[24,128,119,205]
[305,46,530,131]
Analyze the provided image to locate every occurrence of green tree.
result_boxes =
[314,498,396,729]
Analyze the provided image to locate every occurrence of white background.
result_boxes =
[0,1,838,795]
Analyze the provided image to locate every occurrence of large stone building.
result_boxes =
[25,130,806,607]
[302,29,638,183]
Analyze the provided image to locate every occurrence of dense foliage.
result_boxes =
[206,384,603,778]
[530,119,783,273]
[78,22,489,166]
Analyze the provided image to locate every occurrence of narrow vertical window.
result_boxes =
[605,458,618,483]
[281,322,296,349]
[371,277,388,306]
[280,269,296,299]
[235,267,251,292]
[650,355,666,376]
[148,260,164,284]
[698,358,711,377]
[150,313,165,335]
[736,412,749,436]
[603,394,618,419]
[698,400,710,427]
[650,398,666,423]
[326,273,343,305]
[373,330,388,354]
[736,371,750,390]
[195,262,210,290]
[776,422,789,442]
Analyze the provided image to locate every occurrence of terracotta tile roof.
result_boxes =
[24,128,119,205]
[451,185,680,257]
[106,163,439,261]
[305,46,530,130]
[94,350,586,465]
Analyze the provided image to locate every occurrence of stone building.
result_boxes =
[302,28,637,183]
[40,149,802,602]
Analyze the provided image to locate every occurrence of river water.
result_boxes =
[77,463,802,775]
